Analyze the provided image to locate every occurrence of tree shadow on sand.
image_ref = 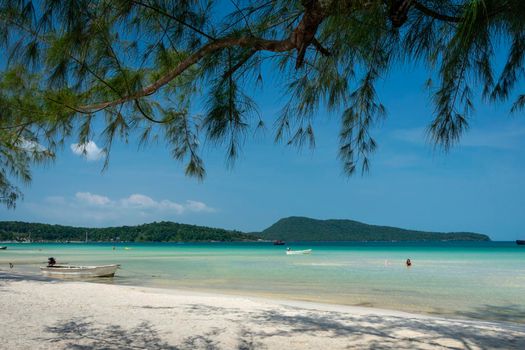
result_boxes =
[43,318,179,349]
[249,309,525,350]
[37,303,525,350]
[42,318,232,350]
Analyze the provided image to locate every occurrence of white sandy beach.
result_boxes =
[1,271,524,350]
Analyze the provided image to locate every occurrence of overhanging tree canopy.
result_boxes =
[1,0,524,208]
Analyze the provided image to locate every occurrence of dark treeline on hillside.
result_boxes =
[0,216,491,243]
[260,217,491,242]
[0,221,257,242]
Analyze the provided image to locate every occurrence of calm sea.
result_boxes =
[1,241,524,323]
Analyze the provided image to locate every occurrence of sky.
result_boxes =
[1,42,525,241]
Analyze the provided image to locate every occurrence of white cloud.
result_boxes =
[18,139,48,152]
[120,194,185,213]
[186,200,215,213]
[158,200,185,213]
[31,192,215,226]
[121,194,157,208]
[119,194,214,214]
[70,141,105,161]
[76,192,112,206]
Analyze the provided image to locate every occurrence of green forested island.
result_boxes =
[0,221,255,242]
[259,217,491,242]
[0,217,491,242]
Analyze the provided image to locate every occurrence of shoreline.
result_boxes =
[2,259,525,326]
[1,271,524,349]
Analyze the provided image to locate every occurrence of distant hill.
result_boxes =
[0,221,257,242]
[259,216,490,241]
[0,217,491,243]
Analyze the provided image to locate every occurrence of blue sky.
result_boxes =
[2,54,525,240]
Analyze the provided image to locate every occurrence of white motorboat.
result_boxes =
[40,264,120,278]
[286,249,312,255]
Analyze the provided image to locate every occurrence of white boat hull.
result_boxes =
[40,264,119,278]
[286,249,312,255]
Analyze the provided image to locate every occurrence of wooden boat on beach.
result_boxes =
[517,240,525,245]
[286,249,312,255]
[40,264,120,278]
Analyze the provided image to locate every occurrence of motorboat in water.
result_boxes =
[517,240,525,246]
[40,264,120,277]
[286,249,312,255]
[40,258,119,277]
[0,246,7,250]
[273,240,285,245]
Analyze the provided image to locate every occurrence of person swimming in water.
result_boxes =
[406,258,412,267]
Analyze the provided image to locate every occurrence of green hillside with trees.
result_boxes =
[0,217,491,242]
[259,217,490,242]
[0,221,256,242]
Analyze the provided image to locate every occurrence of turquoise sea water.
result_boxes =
[1,241,524,323]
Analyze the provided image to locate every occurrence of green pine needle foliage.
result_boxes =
[0,0,524,208]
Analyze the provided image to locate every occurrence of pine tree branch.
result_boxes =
[130,0,216,41]
[79,1,328,112]
[413,2,461,23]
[312,38,330,56]
[221,49,257,82]
[78,36,296,111]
